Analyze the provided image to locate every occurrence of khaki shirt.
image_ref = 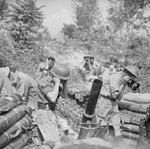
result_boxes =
[0,71,15,97]
[16,72,38,98]
[96,72,123,118]
[101,72,123,97]
[15,72,42,109]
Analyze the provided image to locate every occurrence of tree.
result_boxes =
[74,0,101,32]
[108,0,150,92]
[71,0,103,51]
[108,0,126,33]
[2,0,49,74]
[9,0,44,49]
[107,0,150,56]
[108,0,150,35]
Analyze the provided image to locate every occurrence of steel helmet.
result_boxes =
[51,63,70,80]
[124,65,139,78]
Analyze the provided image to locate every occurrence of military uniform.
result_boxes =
[95,71,124,136]
[0,67,15,97]
[11,70,60,142]
[14,71,41,110]
[36,72,60,143]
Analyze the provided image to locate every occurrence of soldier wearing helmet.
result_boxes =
[95,65,140,138]
[124,65,139,79]
[36,63,70,143]
[123,65,140,92]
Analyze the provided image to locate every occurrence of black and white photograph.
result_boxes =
[0,0,150,149]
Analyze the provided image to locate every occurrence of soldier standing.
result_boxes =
[95,65,139,137]
[36,63,70,143]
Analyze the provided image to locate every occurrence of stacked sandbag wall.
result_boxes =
[119,101,150,143]
[0,94,33,149]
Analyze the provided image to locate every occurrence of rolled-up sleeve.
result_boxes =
[38,76,54,96]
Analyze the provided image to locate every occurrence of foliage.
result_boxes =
[9,0,44,49]
[108,0,150,34]
[107,0,150,92]
[0,0,51,76]
[0,29,15,63]
[7,0,49,75]
[61,0,103,51]
[61,0,150,92]
[61,24,77,38]
[126,35,150,63]
[0,0,9,20]
[74,0,101,31]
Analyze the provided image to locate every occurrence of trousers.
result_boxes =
[95,96,121,136]
[35,109,60,143]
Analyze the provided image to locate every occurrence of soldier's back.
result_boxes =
[0,68,15,97]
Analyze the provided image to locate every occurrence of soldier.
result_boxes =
[9,63,70,143]
[0,58,15,97]
[80,55,99,81]
[36,63,70,143]
[48,56,56,71]
[89,56,98,70]
[9,66,41,110]
[35,56,55,80]
[95,65,139,137]
[80,56,93,72]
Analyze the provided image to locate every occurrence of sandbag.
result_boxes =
[0,105,27,133]
[119,101,150,114]
[121,124,140,134]
[0,94,23,114]
[3,131,33,149]
[0,115,32,148]
[122,131,140,140]
[120,114,143,126]
[120,110,148,120]
[123,93,150,104]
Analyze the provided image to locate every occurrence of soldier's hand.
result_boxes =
[54,77,60,86]
[111,90,119,99]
